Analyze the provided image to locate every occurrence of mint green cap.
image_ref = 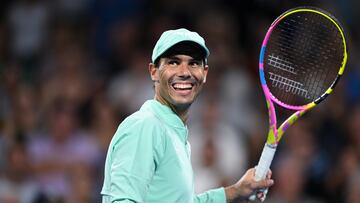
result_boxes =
[151,28,210,63]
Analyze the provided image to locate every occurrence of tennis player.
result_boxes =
[101,28,274,203]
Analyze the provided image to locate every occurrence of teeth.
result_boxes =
[173,83,192,89]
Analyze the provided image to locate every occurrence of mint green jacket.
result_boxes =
[101,100,226,203]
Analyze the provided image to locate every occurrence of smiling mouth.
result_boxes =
[171,82,194,91]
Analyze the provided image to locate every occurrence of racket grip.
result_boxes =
[249,143,276,201]
[254,143,276,181]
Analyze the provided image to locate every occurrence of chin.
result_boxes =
[171,96,196,108]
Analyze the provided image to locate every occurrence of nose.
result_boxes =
[178,63,191,78]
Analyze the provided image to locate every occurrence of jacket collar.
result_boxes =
[141,99,187,130]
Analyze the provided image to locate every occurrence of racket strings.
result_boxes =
[310,14,341,94]
[264,11,344,106]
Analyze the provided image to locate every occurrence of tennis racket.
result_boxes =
[249,7,347,201]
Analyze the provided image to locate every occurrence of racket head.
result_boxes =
[259,7,348,111]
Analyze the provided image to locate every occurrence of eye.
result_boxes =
[167,60,179,66]
[189,60,202,68]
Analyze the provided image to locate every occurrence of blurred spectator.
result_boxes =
[0,62,21,174]
[89,95,119,203]
[194,8,263,136]
[90,0,146,60]
[345,169,360,203]
[346,104,360,158]
[50,0,92,23]
[67,162,95,203]
[267,154,323,203]
[282,119,316,165]
[189,98,248,194]
[0,133,6,175]
[344,43,360,106]
[106,18,142,75]
[7,0,50,78]
[324,145,359,203]
[0,140,43,203]
[323,104,360,202]
[0,22,8,68]
[90,96,118,155]
[1,62,23,139]
[107,50,153,116]
[40,31,96,111]
[27,99,100,201]
[12,84,39,137]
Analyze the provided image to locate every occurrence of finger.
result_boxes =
[253,179,274,189]
[266,169,272,179]
[261,188,268,201]
[256,192,264,199]
[255,188,269,202]
[248,167,256,176]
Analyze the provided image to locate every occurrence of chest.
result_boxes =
[146,129,194,202]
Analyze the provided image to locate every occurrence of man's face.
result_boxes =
[149,54,208,111]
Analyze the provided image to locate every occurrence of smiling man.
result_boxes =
[150,40,208,123]
[101,28,273,203]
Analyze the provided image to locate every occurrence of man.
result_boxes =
[101,28,273,203]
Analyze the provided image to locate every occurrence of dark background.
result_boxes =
[0,0,359,202]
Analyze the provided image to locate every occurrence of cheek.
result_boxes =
[158,69,171,84]
[192,69,206,83]
[157,70,174,95]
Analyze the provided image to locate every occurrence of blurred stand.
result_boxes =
[0,0,359,202]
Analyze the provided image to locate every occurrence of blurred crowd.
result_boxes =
[0,0,359,203]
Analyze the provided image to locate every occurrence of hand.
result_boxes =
[225,168,274,202]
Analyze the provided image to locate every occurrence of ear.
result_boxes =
[149,63,159,82]
[202,64,209,83]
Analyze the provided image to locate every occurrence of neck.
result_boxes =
[154,96,190,124]
[170,105,189,124]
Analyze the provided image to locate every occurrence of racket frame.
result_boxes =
[250,7,348,201]
[259,7,347,145]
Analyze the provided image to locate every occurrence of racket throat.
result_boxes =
[266,127,279,145]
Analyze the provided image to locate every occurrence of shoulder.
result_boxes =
[111,109,166,148]
[121,108,164,133]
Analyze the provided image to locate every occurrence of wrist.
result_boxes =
[224,185,247,203]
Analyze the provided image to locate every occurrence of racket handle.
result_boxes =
[255,143,276,180]
[249,143,277,201]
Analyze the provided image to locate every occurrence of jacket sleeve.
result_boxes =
[105,118,164,203]
[194,187,226,203]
